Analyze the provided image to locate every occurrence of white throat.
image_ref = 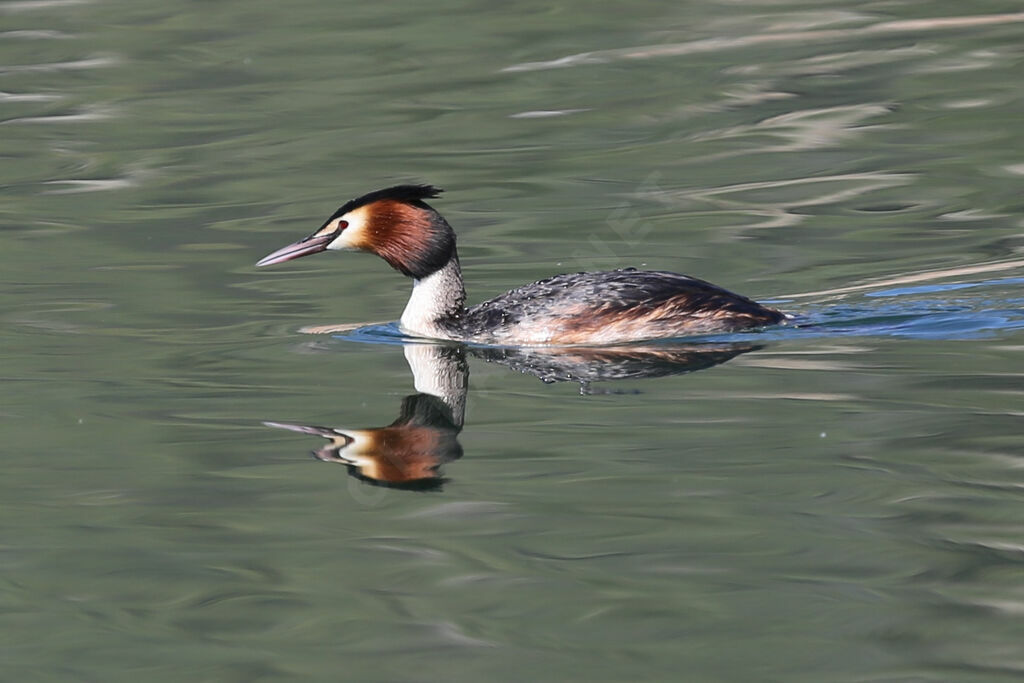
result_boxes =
[399,257,466,340]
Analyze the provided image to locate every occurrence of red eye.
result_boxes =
[337,220,349,230]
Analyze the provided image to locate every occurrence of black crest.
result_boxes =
[328,184,444,221]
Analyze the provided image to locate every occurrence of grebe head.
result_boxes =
[256,184,455,279]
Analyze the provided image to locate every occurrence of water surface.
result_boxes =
[2,1,1024,680]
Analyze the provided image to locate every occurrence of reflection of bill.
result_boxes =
[263,340,756,489]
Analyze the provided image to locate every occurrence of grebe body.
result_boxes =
[256,185,784,345]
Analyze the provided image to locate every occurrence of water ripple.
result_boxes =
[0,90,62,103]
[0,55,117,73]
[0,103,115,125]
[504,11,1024,72]
[0,29,73,39]
[42,167,152,194]
[0,0,92,12]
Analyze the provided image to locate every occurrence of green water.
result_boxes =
[3,1,1024,680]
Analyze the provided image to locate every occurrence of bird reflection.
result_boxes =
[470,343,756,388]
[264,340,756,489]
[265,344,467,491]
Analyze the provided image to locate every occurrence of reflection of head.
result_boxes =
[265,393,462,491]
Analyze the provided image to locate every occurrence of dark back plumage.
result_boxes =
[458,268,784,343]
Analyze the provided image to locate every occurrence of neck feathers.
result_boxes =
[370,200,456,280]
[400,255,467,339]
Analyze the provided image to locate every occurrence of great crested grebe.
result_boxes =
[256,185,785,345]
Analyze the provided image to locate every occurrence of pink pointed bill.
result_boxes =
[255,233,334,267]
